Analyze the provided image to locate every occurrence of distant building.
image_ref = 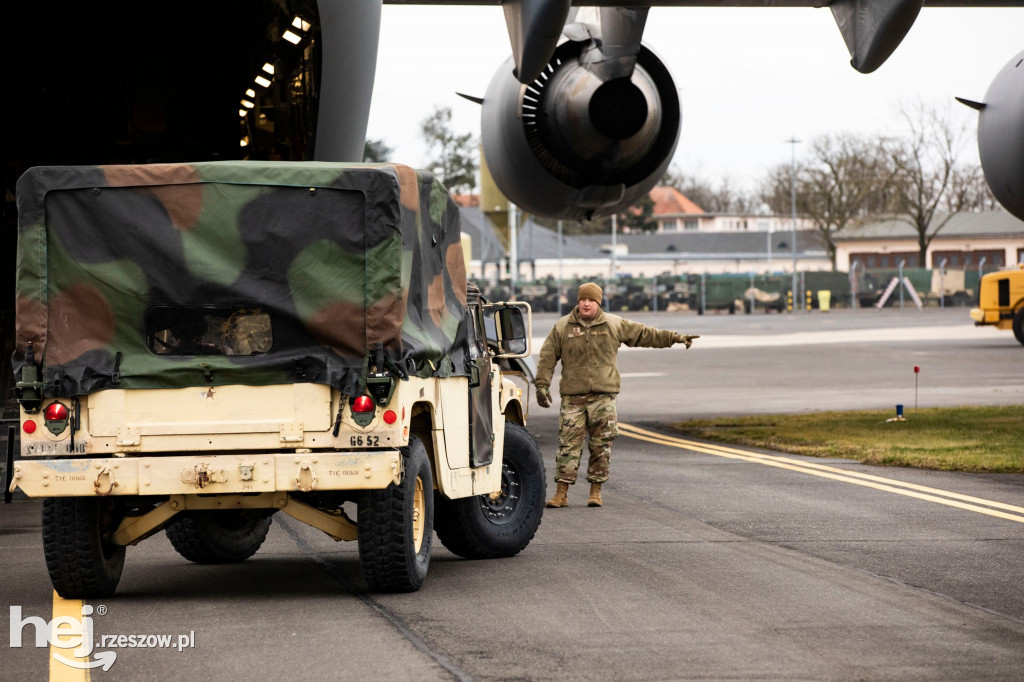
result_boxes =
[645,186,704,232]
[835,212,1024,271]
[459,207,826,280]
[452,193,479,208]
[647,185,814,233]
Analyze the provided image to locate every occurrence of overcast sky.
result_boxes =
[365,5,1022,191]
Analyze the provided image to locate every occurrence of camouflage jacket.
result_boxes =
[535,307,678,396]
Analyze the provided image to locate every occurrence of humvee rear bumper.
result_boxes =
[9,451,403,497]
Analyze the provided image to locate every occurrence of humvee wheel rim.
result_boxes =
[412,476,425,552]
[479,460,521,526]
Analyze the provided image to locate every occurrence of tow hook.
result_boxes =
[295,460,318,492]
[93,466,117,496]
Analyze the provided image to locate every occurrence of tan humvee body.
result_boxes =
[12,371,526,543]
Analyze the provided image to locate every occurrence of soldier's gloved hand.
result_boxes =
[675,333,699,349]
[536,387,552,408]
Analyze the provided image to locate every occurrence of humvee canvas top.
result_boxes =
[14,161,469,397]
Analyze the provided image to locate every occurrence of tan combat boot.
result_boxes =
[546,482,569,508]
[587,483,603,507]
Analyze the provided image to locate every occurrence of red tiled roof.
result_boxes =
[649,186,703,215]
[453,193,479,208]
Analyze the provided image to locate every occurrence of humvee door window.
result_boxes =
[146,306,273,356]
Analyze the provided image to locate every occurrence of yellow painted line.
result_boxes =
[620,423,1024,515]
[618,423,1024,524]
[49,591,90,682]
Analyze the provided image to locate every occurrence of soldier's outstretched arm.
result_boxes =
[619,318,682,349]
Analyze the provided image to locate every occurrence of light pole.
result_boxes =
[610,213,618,280]
[508,202,518,298]
[787,137,800,312]
[557,220,564,316]
[939,257,947,309]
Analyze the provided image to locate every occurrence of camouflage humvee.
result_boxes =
[10,161,544,595]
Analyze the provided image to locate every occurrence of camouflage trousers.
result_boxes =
[555,393,618,485]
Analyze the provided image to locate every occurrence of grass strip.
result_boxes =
[669,405,1024,473]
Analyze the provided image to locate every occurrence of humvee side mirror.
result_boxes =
[483,303,531,358]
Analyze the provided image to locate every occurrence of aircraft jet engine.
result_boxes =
[479,30,680,221]
[958,49,1024,222]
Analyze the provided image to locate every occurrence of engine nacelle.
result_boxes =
[969,49,1024,222]
[481,41,680,221]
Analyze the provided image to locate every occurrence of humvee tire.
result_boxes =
[42,497,126,598]
[435,422,545,560]
[1013,307,1024,346]
[165,512,274,564]
[358,435,433,592]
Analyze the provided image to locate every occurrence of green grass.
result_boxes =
[669,405,1024,473]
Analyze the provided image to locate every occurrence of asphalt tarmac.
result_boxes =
[3,306,1023,680]
[532,306,1023,418]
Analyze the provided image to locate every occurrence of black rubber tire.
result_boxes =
[42,497,126,598]
[435,422,545,560]
[165,511,273,564]
[358,435,433,592]
[1010,307,1024,346]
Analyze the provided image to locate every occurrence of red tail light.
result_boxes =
[382,409,397,425]
[44,402,69,422]
[352,395,375,413]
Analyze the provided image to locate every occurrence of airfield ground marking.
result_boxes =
[618,422,1024,525]
[50,591,89,682]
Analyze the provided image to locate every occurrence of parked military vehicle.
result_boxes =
[10,162,545,597]
[971,264,1024,345]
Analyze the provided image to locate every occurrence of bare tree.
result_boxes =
[759,133,886,270]
[884,102,979,266]
[944,163,1000,213]
[420,106,477,194]
[661,166,757,213]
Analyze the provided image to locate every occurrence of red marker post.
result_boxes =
[914,365,920,412]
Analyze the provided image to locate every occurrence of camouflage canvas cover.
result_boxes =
[14,162,469,397]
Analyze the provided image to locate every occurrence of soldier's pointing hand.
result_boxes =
[674,333,699,349]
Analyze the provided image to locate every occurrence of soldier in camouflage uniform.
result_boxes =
[535,282,698,507]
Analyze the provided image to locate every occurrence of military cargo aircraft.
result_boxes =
[317,1,1023,221]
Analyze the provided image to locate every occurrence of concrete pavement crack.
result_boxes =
[275,514,474,682]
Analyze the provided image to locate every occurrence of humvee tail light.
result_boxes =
[352,395,375,413]
[44,402,69,422]
[383,409,397,425]
[23,420,37,434]
[43,401,71,436]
